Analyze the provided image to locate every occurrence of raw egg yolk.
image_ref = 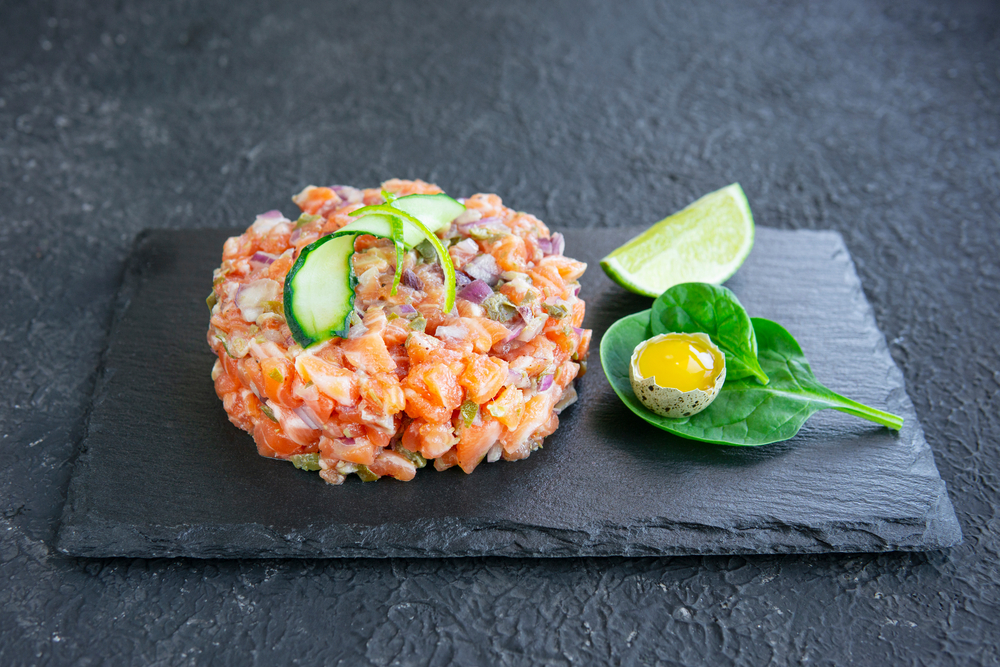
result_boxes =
[637,336,723,392]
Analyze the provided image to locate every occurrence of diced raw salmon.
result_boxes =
[343,331,396,374]
[295,355,359,406]
[501,393,556,454]
[319,435,376,466]
[359,372,406,416]
[456,416,503,474]
[460,355,508,404]
[368,450,417,481]
[402,362,463,422]
[260,357,301,407]
[254,417,299,458]
[487,386,525,430]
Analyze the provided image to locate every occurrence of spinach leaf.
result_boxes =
[651,283,768,385]
[600,311,903,446]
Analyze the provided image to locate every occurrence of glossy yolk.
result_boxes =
[637,337,723,392]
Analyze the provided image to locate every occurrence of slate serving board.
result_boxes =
[55,226,961,558]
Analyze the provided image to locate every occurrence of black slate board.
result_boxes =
[55,226,961,558]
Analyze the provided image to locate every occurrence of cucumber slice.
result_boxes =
[284,234,359,347]
[284,193,465,348]
[390,193,465,233]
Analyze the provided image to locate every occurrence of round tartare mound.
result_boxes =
[207,179,592,484]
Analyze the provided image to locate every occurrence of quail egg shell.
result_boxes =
[629,332,726,418]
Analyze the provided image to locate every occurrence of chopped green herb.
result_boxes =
[226,335,250,358]
[259,404,278,423]
[486,402,505,419]
[267,367,283,382]
[295,212,321,228]
[290,453,321,471]
[356,465,380,482]
[542,302,569,318]
[460,400,479,428]
[396,446,427,469]
[482,293,518,322]
[469,227,507,242]
[409,315,427,332]
[206,291,218,312]
[415,239,437,263]
[260,300,283,314]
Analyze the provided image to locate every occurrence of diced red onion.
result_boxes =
[538,374,554,392]
[458,216,505,234]
[517,314,547,342]
[251,211,290,235]
[389,304,418,317]
[573,327,585,337]
[250,251,278,266]
[289,228,302,244]
[453,208,482,225]
[455,271,472,289]
[435,324,467,340]
[316,197,342,217]
[506,369,524,386]
[538,232,565,256]
[516,305,534,322]
[501,319,526,343]
[550,232,565,256]
[463,254,501,286]
[458,279,493,304]
[573,284,581,297]
[401,268,423,291]
[236,279,281,322]
[294,405,323,431]
[347,322,368,339]
[330,185,364,204]
[338,437,357,446]
[554,384,578,413]
[454,238,479,254]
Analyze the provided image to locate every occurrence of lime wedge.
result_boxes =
[600,183,755,297]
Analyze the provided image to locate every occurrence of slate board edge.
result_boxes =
[54,227,963,560]
[55,231,156,557]
[821,229,962,550]
[55,501,963,559]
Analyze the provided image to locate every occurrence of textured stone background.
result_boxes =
[1,0,998,664]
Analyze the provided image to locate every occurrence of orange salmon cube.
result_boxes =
[460,355,508,404]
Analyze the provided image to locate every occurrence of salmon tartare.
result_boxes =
[207,179,591,484]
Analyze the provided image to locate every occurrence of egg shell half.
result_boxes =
[629,332,727,419]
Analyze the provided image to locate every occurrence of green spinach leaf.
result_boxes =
[651,283,768,385]
[600,311,903,446]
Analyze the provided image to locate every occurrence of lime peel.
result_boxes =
[350,203,457,313]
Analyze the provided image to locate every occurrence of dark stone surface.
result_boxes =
[56,226,960,559]
[1,0,998,663]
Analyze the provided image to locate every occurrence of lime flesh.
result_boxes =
[600,183,755,297]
